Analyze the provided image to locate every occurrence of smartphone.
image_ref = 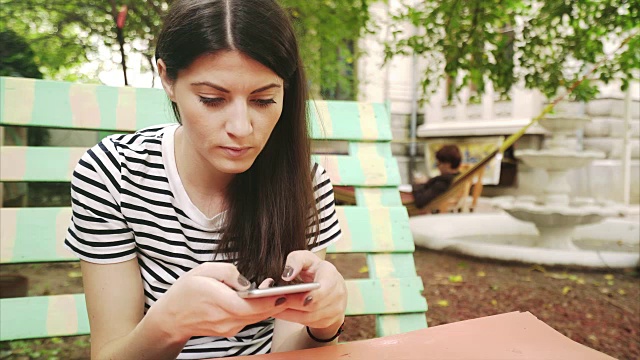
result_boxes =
[237,282,320,299]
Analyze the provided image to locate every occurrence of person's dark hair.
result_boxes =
[155,0,319,283]
[436,144,462,169]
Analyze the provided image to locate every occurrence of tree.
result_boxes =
[385,0,639,103]
[0,0,167,82]
[280,0,372,99]
[1,0,371,98]
[0,27,43,78]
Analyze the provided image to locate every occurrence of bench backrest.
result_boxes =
[0,76,427,341]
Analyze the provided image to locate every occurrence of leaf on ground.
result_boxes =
[67,271,82,278]
[530,264,546,272]
[457,262,468,269]
[491,284,500,291]
[617,289,627,295]
[491,299,498,306]
[548,273,568,280]
[599,288,611,294]
[607,280,615,286]
[604,274,614,280]
[448,274,463,283]
[562,286,571,295]
[437,299,449,307]
[476,271,486,277]
[588,334,598,342]
[329,254,337,260]
[586,313,594,319]
[358,266,368,273]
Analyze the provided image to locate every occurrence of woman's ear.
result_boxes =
[157,59,176,102]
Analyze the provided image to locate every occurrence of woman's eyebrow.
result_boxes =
[190,81,281,94]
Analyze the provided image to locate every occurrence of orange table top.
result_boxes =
[233,312,614,360]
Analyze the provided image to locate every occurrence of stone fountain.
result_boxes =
[410,113,639,268]
[492,114,619,250]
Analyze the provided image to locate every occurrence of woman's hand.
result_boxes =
[144,262,288,343]
[275,250,347,336]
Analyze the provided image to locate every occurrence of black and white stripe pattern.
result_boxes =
[64,124,341,358]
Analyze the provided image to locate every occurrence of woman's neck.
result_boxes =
[174,126,232,217]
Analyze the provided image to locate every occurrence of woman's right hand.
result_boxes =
[144,262,288,343]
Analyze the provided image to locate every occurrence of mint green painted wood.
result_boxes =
[326,206,414,254]
[0,294,90,341]
[1,206,412,263]
[348,142,394,158]
[376,314,429,337]
[135,87,176,129]
[372,101,393,141]
[0,146,401,186]
[0,147,82,182]
[0,208,73,264]
[354,187,403,207]
[366,254,419,278]
[344,277,426,316]
[310,154,401,186]
[1,77,392,141]
[31,80,74,128]
[308,101,392,141]
[0,277,421,341]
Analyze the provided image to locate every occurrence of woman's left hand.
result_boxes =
[274,250,347,332]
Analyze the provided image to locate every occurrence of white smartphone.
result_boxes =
[237,282,320,299]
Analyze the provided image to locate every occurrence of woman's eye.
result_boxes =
[253,99,276,107]
[199,97,224,107]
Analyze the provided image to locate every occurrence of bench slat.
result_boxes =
[1,206,414,263]
[0,294,90,341]
[1,77,392,141]
[0,276,425,341]
[376,313,429,337]
[0,146,400,186]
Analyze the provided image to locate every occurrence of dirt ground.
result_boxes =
[1,249,638,359]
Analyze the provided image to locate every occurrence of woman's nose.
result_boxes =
[225,102,252,137]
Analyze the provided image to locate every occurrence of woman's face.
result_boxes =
[159,50,284,176]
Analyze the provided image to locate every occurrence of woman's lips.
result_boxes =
[220,146,251,158]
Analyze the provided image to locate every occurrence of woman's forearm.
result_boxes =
[94,313,188,360]
[272,318,343,353]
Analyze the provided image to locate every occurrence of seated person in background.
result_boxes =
[412,144,462,208]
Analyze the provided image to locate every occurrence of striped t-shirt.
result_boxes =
[64,124,342,359]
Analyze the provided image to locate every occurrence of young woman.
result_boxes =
[64,0,346,358]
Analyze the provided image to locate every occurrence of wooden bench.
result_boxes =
[0,76,428,343]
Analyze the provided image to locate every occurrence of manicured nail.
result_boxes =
[303,295,313,306]
[238,275,250,287]
[282,266,294,279]
[275,297,287,306]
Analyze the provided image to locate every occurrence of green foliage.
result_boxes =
[0,0,167,81]
[280,0,371,99]
[0,27,43,78]
[386,0,639,103]
[1,0,370,99]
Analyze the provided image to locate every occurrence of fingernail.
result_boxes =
[303,295,313,306]
[238,275,250,287]
[281,266,294,279]
[275,297,287,306]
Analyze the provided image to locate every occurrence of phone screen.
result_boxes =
[237,282,320,298]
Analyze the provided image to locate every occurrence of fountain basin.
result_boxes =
[410,213,639,268]
[492,196,622,227]
[516,149,605,171]
[537,115,591,133]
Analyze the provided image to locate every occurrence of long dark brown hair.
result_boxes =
[155,0,319,283]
